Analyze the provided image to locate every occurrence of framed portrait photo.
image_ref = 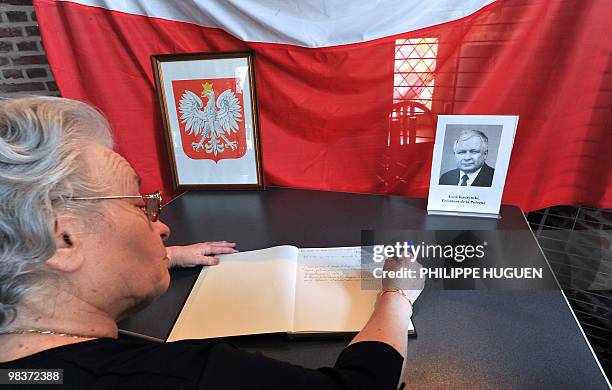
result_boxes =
[152,51,264,190]
[427,115,519,218]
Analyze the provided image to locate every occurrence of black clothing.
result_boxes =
[439,163,495,187]
[1,337,403,389]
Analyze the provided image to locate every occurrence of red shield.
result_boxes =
[171,78,247,162]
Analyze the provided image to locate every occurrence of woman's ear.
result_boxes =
[46,215,85,273]
[57,229,73,249]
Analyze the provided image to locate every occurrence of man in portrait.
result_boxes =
[439,129,495,187]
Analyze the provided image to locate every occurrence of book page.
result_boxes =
[168,246,299,341]
[293,247,379,333]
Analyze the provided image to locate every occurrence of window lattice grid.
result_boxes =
[393,38,438,110]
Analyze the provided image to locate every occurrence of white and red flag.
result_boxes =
[34,0,612,210]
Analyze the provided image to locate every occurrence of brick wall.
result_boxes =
[0,0,58,97]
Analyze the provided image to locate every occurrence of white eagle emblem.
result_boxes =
[178,82,242,156]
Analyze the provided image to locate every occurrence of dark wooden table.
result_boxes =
[119,188,610,389]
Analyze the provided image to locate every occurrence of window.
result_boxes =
[393,38,438,109]
[389,38,438,145]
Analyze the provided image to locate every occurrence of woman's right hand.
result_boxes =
[349,251,424,360]
[381,253,425,306]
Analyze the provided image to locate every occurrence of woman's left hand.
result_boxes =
[166,241,238,268]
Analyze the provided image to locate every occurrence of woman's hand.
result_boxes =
[381,253,425,305]
[166,241,238,268]
[349,252,424,361]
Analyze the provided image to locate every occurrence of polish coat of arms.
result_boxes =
[171,78,246,162]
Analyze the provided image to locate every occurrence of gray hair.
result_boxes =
[453,129,489,154]
[0,96,113,330]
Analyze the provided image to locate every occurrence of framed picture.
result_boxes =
[427,115,519,218]
[152,51,264,189]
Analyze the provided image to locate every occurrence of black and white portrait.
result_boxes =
[438,125,502,188]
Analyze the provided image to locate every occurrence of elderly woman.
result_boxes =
[0,97,418,389]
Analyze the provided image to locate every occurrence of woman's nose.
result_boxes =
[155,220,171,241]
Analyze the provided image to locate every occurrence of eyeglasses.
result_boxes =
[70,191,162,222]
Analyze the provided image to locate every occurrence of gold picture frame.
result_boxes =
[152,51,264,190]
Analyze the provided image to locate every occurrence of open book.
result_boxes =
[167,246,415,341]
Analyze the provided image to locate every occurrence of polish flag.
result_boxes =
[34,0,612,210]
